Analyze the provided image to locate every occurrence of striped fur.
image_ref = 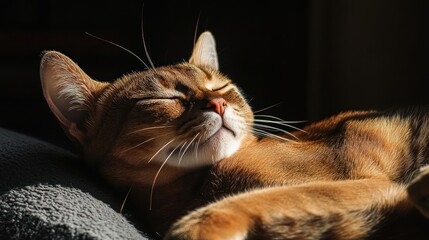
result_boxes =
[40,32,429,240]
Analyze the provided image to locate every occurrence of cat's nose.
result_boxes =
[206,97,227,116]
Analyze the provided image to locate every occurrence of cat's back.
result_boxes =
[208,107,429,197]
[297,107,429,182]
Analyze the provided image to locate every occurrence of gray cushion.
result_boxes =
[0,127,149,240]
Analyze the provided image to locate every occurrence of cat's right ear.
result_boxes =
[189,31,219,71]
[40,51,109,144]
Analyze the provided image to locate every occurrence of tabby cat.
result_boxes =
[40,31,429,239]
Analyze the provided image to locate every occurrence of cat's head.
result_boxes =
[40,32,254,176]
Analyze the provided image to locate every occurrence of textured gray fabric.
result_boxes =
[0,184,146,240]
[0,127,149,240]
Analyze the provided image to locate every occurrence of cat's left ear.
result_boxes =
[189,31,219,71]
[40,51,109,144]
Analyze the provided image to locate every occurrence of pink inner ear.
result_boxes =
[40,51,106,144]
[189,31,219,71]
[41,62,74,130]
[68,122,85,144]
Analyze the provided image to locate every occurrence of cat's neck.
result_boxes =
[121,134,256,230]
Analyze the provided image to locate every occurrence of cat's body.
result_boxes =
[144,108,429,238]
[40,31,429,239]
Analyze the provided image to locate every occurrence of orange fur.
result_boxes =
[40,32,429,240]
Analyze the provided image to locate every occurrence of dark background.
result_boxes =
[1,0,428,150]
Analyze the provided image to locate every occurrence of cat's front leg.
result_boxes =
[165,199,252,240]
[408,166,429,218]
[164,188,356,240]
[165,179,400,240]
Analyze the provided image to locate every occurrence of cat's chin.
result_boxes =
[161,127,242,169]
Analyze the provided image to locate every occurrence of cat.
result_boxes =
[40,31,429,239]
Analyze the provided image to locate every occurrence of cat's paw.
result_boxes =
[408,166,429,218]
[164,204,251,240]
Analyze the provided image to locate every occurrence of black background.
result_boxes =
[1,0,428,150]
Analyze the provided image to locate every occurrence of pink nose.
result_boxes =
[206,98,227,116]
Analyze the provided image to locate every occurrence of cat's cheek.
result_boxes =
[132,100,184,123]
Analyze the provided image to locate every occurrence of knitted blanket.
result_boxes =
[0,127,149,240]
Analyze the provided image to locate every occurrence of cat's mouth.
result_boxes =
[221,124,236,137]
[164,117,242,168]
[202,123,236,144]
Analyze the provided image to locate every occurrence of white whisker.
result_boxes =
[121,137,156,154]
[85,32,150,70]
[252,129,295,142]
[128,125,173,135]
[253,103,281,114]
[122,131,173,155]
[254,119,308,133]
[254,115,308,123]
[140,3,156,70]
[147,138,176,163]
[119,184,134,214]
[179,133,200,166]
[193,12,201,47]
[195,135,203,162]
[178,140,188,161]
[149,144,181,210]
[253,123,300,140]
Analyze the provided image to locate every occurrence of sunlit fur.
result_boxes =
[86,64,252,170]
[41,32,429,240]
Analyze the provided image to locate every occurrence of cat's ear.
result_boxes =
[189,31,219,71]
[40,51,109,144]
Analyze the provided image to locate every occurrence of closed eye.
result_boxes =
[136,96,181,101]
[135,97,182,105]
[212,83,229,91]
